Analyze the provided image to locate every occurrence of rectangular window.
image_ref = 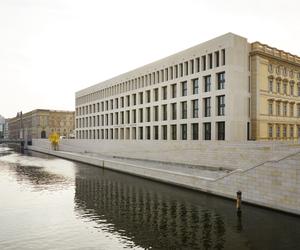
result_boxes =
[202,55,206,71]
[283,83,287,95]
[221,49,225,65]
[277,81,281,93]
[192,99,199,118]
[139,127,143,140]
[204,122,211,140]
[154,88,159,101]
[217,95,225,116]
[192,123,199,140]
[290,84,294,96]
[268,79,273,92]
[171,84,177,98]
[217,72,225,90]
[268,102,273,115]
[290,104,294,117]
[181,124,187,140]
[181,81,187,96]
[208,53,213,69]
[139,92,143,104]
[204,75,211,92]
[162,104,167,121]
[215,51,220,67]
[154,106,159,121]
[192,78,199,94]
[133,110,136,123]
[146,126,151,140]
[171,103,177,120]
[283,126,287,138]
[217,122,225,140]
[126,110,130,124]
[133,94,137,105]
[181,101,187,119]
[115,98,118,109]
[154,126,159,140]
[162,125,167,140]
[110,100,113,110]
[126,95,130,107]
[190,59,194,74]
[171,125,177,140]
[121,97,124,108]
[180,63,183,77]
[204,97,211,117]
[184,61,188,75]
[146,107,151,122]
[196,57,200,72]
[162,86,167,100]
[290,125,294,138]
[175,65,178,78]
[139,108,143,122]
[283,103,287,116]
[146,90,151,103]
[276,125,280,138]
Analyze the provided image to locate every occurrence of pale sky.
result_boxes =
[0,0,299,118]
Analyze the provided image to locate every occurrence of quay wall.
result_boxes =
[29,139,300,215]
[31,139,299,170]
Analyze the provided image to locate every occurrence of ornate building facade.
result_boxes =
[8,109,75,140]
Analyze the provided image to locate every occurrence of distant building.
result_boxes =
[75,33,300,141]
[7,109,75,140]
[0,115,5,139]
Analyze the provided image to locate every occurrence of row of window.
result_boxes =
[76,50,226,106]
[76,122,225,141]
[75,96,225,128]
[268,64,300,79]
[268,101,300,117]
[268,123,300,139]
[268,78,300,96]
[76,72,225,116]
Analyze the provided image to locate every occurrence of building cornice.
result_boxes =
[250,42,300,67]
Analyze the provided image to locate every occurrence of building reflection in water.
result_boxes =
[74,168,234,250]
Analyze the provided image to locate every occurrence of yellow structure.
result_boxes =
[49,132,60,150]
[250,42,300,140]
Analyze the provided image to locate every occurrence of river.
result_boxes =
[0,145,300,249]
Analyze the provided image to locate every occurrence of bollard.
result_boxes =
[236,191,242,214]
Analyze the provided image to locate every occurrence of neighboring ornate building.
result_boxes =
[75,33,300,142]
[7,109,75,140]
[250,42,300,140]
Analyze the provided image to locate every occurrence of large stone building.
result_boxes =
[8,109,75,140]
[75,33,300,141]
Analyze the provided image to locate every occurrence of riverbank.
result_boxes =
[28,140,300,216]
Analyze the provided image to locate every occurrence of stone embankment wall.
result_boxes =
[32,139,299,170]
[30,139,300,215]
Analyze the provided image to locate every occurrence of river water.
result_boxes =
[0,145,300,250]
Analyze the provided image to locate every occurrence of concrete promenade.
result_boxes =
[28,140,300,216]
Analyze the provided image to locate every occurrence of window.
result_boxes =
[276,81,281,93]
[154,88,159,101]
[139,92,143,104]
[181,81,187,96]
[146,126,151,140]
[181,124,187,140]
[121,97,124,108]
[146,90,151,103]
[162,86,167,100]
[184,61,188,75]
[137,108,142,123]
[221,49,225,65]
[276,125,280,138]
[268,79,273,92]
[204,97,211,117]
[171,84,177,98]
[204,75,211,92]
[268,64,273,73]
[146,107,151,122]
[133,94,136,105]
[171,103,177,120]
[283,83,287,95]
[162,104,167,121]
[217,72,225,90]
[283,103,287,116]
[290,83,294,96]
[115,113,118,125]
[139,127,143,140]
[268,124,273,138]
[215,51,220,67]
[154,126,159,140]
[276,102,281,116]
[190,59,194,74]
[171,125,177,140]
[202,56,206,71]
[192,78,199,94]
[192,99,199,118]
[181,101,187,119]
[204,123,211,140]
[217,122,225,140]
[115,99,118,109]
[126,110,130,124]
[208,53,213,69]
[196,57,200,72]
[268,101,273,115]
[154,106,159,121]
[283,126,287,138]
[290,125,294,138]
[180,63,183,77]
[162,125,167,140]
[110,100,113,110]
[290,104,294,117]
[133,110,136,123]
[192,123,199,140]
[217,95,225,116]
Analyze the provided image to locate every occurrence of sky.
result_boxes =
[0,0,299,118]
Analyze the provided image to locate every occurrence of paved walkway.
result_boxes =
[77,151,230,180]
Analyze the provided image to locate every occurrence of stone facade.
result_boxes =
[75,33,251,142]
[250,42,300,140]
[7,109,75,140]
